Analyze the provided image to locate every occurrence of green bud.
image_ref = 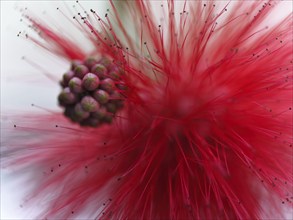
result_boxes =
[62,70,75,86]
[84,57,98,69]
[69,77,83,93]
[99,57,112,70]
[81,96,99,112]
[109,70,120,80]
[71,60,83,70]
[82,73,100,91]
[100,78,115,93]
[58,87,76,105]
[91,64,107,79]
[93,90,109,104]
[73,103,90,121]
[91,107,108,119]
[74,65,89,78]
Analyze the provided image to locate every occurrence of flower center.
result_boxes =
[58,57,125,127]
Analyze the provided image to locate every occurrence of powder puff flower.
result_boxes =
[1,0,292,219]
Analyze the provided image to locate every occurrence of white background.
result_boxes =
[1,1,107,219]
[1,1,292,219]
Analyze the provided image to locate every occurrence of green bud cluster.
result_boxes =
[58,57,125,127]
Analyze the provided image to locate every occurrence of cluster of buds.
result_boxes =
[58,57,126,127]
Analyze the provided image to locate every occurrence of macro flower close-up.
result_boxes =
[1,0,292,219]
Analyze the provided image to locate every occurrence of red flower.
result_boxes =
[2,1,292,219]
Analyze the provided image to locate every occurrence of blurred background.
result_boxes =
[1,0,292,219]
[1,1,108,219]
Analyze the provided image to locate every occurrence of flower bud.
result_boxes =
[58,87,76,105]
[71,60,83,70]
[100,78,115,93]
[62,70,75,86]
[99,57,112,70]
[116,82,127,91]
[93,90,109,104]
[91,107,107,119]
[73,103,90,121]
[91,64,107,79]
[108,70,120,80]
[68,77,83,93]
[74,65,89,78]
[58,57,126,127]
[82,73,100,91]
[81,96,99,112]
[84,57,98,69]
